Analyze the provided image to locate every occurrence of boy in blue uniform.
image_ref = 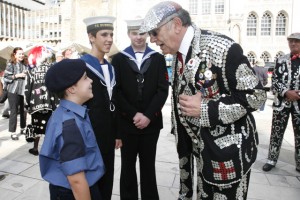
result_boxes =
[39,59,105,200]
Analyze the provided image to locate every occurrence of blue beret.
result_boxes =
[45,59,86,93]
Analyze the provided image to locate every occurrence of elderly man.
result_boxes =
[262,33,300,172]
[140,1,266,199]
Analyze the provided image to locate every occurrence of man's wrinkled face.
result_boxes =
[148,19,179,55]
[288,39,300,54]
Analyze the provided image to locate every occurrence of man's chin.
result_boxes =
[161,49,171,55]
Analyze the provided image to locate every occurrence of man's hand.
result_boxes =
[285,90,300,101]
[133,112,151,129]
[115,139,122,149]
[179,92,202,117]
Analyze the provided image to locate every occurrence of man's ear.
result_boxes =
[172,17,183,34]
[88,33,95,43]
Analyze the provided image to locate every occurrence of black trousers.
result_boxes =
[120,131,160,200]
[97,150,115,200]
[49,183,101,200]
[176,124,198,200]
[267,106,300,169]
[7,92,26,132]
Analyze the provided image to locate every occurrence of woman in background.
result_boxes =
[4,47,27,140]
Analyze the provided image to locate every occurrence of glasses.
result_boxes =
[148,18,174,37]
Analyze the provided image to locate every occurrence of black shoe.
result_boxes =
[296,168,300,173]
[0,174,6,181]
[2,114,9,118]
[11,134,19,140]
[29,148,39,156]
[262,163,274,172]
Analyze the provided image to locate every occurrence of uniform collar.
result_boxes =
[60,99,88,118]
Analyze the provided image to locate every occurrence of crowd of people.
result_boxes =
[0,1,299,200]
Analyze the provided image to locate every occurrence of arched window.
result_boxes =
[261,13,271,36]
[202,0,211,14]
[189,0,198,15]
[215,0,224,14]
[275,12,286,36]
[247,52,256,65]
[260,52,271,62]
[247,13,257,36]
[275,51,284,61]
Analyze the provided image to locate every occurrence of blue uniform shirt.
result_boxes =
[39,99,105,189]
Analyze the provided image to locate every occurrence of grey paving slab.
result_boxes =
[156,171,176,187]
[0,173,39,193]
[265,173,300,188]
[249,172,269,185]
[0,159,33,174]
[157,186,178,199]
[20,163,43,180]
[14,180,49,200]
[3,149,39,165]
[248,183,300,200]
[0,187,20,200]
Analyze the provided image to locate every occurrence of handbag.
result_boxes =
[0,85,8,103]
[25,124,36,142]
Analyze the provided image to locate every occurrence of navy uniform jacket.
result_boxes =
[39,100,104,189]
[272,54,300,112]
[81,54,118,154]
[111,46,169,135]
[171,24,266,186]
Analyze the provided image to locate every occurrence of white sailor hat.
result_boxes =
[83,16,116,33]
[55,51,63,57]
[139,1,182,33]
[287,32,300,40]
[125,19,143,30]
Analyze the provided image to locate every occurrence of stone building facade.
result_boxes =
[1,0,300,63]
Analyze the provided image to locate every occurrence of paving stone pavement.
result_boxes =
[0,92,300,200]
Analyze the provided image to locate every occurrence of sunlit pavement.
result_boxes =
[0,91,299,200]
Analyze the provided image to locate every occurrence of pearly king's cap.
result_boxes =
[125,19,143,30]
[83,16,116,33]
[287,32,300,40]
[139,1,182,33]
